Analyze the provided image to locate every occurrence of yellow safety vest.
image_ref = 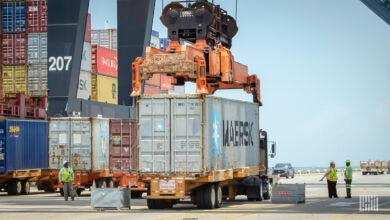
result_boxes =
[61,167,74,182]
[326,167,337,182]
[344,166,353,180]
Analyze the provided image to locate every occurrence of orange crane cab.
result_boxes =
[131,1,261,105]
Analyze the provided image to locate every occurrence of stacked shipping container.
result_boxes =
[0,0,48,98]
[77,13,92,100]
[91,45,118,104]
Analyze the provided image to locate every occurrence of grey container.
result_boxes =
[271,184,306,203]
[76,70,92,100]
[91,188,131,210]
[49,117,109,172]
[138,94,260,174]
[80,42,92,72]
[27,33,47,64]
[28,64,47,96]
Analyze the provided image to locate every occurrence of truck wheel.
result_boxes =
[147,199,167,209]
[22,181,30,195]
[362,172,367,175]
[263,191,270,200]
[203,184,216,209]
[131,191,142,198]
[8,180,23,195]
[256,182,263,201]
[196,187,204,209]
[106,179,114,188]
[215,184,223,208]
[76,188,82,196]
[98,179,107,188]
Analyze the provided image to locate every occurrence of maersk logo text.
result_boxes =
[223,120,253,147]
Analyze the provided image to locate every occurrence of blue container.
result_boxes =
[0,119,48,174]
[1,2,26,33]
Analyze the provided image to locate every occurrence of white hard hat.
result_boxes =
[63,161,68,165]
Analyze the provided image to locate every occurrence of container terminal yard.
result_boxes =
[0,0,389,219]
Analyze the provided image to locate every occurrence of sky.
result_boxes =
[89,0,390,167]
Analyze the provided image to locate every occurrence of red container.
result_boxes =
[84,13,91,42]
[1,34,27,65]
[91,45,118,77]
[144,74,161,95]
[109,119,137,172]
[27,0,47,33]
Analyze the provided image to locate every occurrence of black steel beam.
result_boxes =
[117,0,156,106]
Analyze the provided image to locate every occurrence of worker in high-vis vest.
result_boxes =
[344,159,353,199]
[58,161,75,201]
[320,161,339,198]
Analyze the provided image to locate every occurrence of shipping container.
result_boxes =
[1,1,26,33]
[84,13,91,42]
[91,74,118,104]
[138,94,260,173]
[160,38,170,50]
[1,65,27,96]
[76,70,92,100]
[0,119,48,174]
[91,45,117,77]
[2,33,27,65]
[91,29,117,50]
[48,117,110,172]
[80,42,91,71]
[27,64,47,96]
[144,74,161,95]
[150,35,160,49]
[27,0,47,32]
[109,119,137,172]
[27,32,47,64]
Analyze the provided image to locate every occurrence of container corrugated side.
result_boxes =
[0,119,48,174]
[81,42,91,71]
[28,64,47,96]
[109,119,137,172]
[2,33,27,65]
[1,2,26,33]
[49,118,92,171]
[138,95,260,174]
[84,13,91,42]
[76,70,92,100]
[91,45,117,77]
[91,118,110,171]
[91,74,118,104]
[1,65,27,96]
[91,29,117,50]
[27,33,47,64]
[27,0,47,33]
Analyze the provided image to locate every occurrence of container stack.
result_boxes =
[77,13,92,100]
[91,28,117,50]
[27,0,47,97]
[91,44,118,104]
[1,1,28,99]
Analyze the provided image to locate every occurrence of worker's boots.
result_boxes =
[345,188,352,199]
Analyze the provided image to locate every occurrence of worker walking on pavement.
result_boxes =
[320,161,338,198]
[344,159,353,199]
[59,161,75,201]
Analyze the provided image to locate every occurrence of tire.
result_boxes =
[215,184,223,208]
[147,199,168,209]
[76,188,82,196]
[22,181,30,195]
[196,187,204,209]
[60,188,64,196]
[106,179,114,188]
[263,191,270,200]
[131,191,142,198]
[98,179,107,188]
[203,184,216,209]
[256,182,263,201]
[8,180,23,195]
[362,172,367,175]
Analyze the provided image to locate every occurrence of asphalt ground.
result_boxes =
[0,173,389,220]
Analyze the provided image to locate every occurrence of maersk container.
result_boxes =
[138,95,260,174]
[1,2,26,33]
[0,119,48,174]
[27,33,47,64]
[109,119,137,172]
[49,117,110,172]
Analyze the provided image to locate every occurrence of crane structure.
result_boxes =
[131,1,262,105]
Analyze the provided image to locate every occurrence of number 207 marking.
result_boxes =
[49,56,72,71]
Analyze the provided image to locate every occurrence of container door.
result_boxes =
[91,118,109,172]
[49,119,70,169]
[138,98,170,173]
[170,97,202,173]
[0,122,6,174]
[70,118,92,171]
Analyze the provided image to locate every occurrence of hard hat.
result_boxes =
[63,161,68,165]
[330,161,335,165]
[346,159,351,163]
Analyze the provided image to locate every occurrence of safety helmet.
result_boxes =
[345,159,351,163]
[330,161,335,165]
[63,161,68,166]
